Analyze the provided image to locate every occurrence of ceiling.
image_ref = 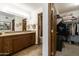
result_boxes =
[1,3,79,16]
[54,3,79,14]
[22,3,43,10]
[0,3,43,18]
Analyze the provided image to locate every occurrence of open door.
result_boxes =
[38,13,43,44]
[51,3,57,56]
[48,3,57,56]
[51,10,57,56]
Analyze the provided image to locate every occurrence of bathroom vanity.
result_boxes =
[0,31,35,55]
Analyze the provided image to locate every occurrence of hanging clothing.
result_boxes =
[77,24,79,34]
[75,24,78,35]
[57,22,67,36]
[57,21,66,51]
[56,35,63,51]
[71,23,76,35]
[57,18,62,25]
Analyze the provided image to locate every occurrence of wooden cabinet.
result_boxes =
[13,33,35,52]
[0,32,35,55]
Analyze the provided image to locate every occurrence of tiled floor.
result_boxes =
[56,43,79,56]
[12,43,79,56]
[13,45,42,56]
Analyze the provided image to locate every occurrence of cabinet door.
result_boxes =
[13,34,26,52]
[0,37,3,55]
[26,33,35,45]
[30,33,35,44]
[3,36,13,54]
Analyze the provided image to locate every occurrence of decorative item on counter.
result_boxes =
[32,24,36,29]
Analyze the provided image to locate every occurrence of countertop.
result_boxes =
[0,31,36,37]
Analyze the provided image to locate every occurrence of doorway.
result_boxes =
[54,3,79,56]
[38,13,43,45]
